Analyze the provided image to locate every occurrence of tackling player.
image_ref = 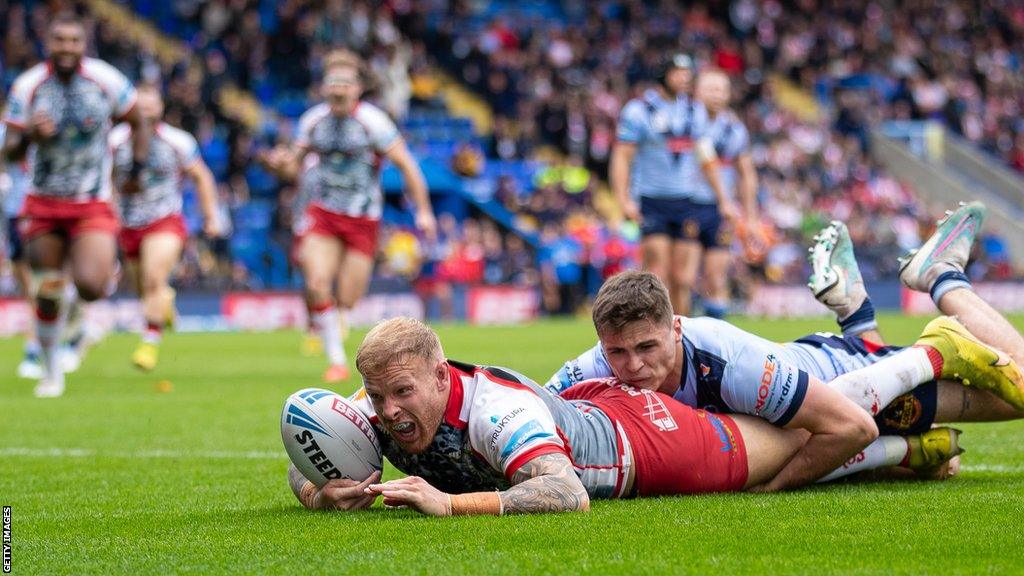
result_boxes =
[609,53,734,315]
[109,85,220,371]
[2,12,150,397]
[262,50,436,383]
[286,318,960,516]
[691,69,761,319]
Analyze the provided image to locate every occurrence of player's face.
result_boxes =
[363,356,449,454]
[696,75,730,114]
[600,318,680,393]
[47,22,86,76]
[664,67,692,96]
[322,67,362,117]
[136,89,165,122]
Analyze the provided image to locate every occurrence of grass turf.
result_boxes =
[2,313,1024,575]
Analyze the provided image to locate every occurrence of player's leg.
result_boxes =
[132,232,183,371]
[640,233,673,304]
[25,232,69,397]
[324,248,374,382]
[701,246,730,319]
[669,239,701,316]
[11,227,43,379]
[300,233,344,382]
[68,231,118,303]
[808,221,883,344]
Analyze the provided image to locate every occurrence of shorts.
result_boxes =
[18,195,120,241]
[301,203,379,257]
[118,213,188,259]
[6,217,24,261]
[562,380,748,496]
[640,196,730,248]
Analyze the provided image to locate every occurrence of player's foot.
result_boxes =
[898,201,984,293]
[17,351,44,380]
[808,221,866,319]
[322,364,350,384]
[34,374,65,398]
[903,427,963,477]
[916,316,1024,411]
[132,342,160,372]
[301,333,323,357]
[60,344,82,374]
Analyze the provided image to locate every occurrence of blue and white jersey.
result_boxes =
[616,90,712,200]
[349,360,632,499]
[690,111,750,205]
[546,316,901,426]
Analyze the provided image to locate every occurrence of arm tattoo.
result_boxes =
[500,453,590,514]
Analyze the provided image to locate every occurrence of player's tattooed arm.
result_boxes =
[502,453,590,514]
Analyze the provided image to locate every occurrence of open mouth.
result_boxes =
[390,421,416,442]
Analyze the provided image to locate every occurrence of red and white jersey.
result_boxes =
[110,122,200,228]
[295,101,399,219]
[2,58,137,202]
[349,360,631,497]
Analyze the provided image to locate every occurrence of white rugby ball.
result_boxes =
[281,388,382,487]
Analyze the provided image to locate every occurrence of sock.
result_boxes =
[828,347,936,415]
[143,321,163,345]
[312,303,346,366]
[24,337,41,356]
[817,436,909,482]
[931,270,971,305]
[838,297,878,337]
[704,301,728,320]
[32,271,67,380]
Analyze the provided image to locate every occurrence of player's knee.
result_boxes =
[846,410,879,447]
[672,268,697,289]
[140,273,166,296]
[74,279,105,302]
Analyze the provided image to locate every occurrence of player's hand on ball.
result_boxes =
[366,476,451,516]
[307,471,381,511]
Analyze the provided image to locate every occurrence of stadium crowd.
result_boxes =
[2,0,1021,311]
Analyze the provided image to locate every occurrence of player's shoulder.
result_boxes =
[156,122,199,151]
[10,63,50,93]
[680,316,753,351]
[298,102,331,127]
[80,57,130,86]
[353,101,397,129]
[108,122,132,145]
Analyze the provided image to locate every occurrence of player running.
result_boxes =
[691,69,761,318]
[2,12,150,397]
[109,85,220,371]
[609,53,734,315]
[261,50,436,384]
[286,318,962,516]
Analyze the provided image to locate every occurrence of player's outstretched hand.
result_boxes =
[29,111,57,141]
[415,209,438,243]
[307,471,381,511]
[366,476,450,516]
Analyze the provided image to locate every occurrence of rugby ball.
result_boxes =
[281,388,382,487]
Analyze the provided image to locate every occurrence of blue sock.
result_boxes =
[839,297,878,337]
[704,302,728,319]
[930,270,971,305]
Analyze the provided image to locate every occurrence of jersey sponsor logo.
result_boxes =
[330,397,379,449]
[700,411,736,453]
[488,407,526,449]
[755,354,777,414]
[880,393,922,432]
[499,419,553,459]
[568,360,585,384]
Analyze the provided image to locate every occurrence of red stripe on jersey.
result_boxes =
[861,337,883,354]
[503,443,567,481]
[444,364,467,429]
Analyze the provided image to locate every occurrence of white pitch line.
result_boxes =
[0,447,287,460]
[960,464,1024,474]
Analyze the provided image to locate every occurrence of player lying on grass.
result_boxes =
[287,317,963,516]
[545,205,1024,490]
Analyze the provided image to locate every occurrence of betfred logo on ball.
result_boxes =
[281,389,382,487]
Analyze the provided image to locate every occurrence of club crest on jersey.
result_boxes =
[700,363,711,377]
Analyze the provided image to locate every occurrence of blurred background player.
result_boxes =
[261,50,436,383]
[110,85,221,372]
[1,12,149,397]
[692,69,762,319]
[610,53,733,315]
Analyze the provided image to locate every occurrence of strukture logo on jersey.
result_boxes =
[489,408,526,449]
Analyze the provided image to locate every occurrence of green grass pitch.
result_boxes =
[2,313,1024,575]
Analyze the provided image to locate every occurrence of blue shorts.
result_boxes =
[639,197,729,248]
[5,217,24,262]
